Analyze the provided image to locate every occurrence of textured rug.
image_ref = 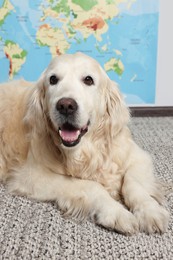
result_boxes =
[0,117,173,260]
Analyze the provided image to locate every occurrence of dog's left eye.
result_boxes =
[83,76,94,86]
[49,75,59,85]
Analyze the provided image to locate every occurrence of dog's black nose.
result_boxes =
[56,98,78,115]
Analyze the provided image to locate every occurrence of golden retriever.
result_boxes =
[0,52,169,234]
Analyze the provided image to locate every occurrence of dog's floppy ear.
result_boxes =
[24,71,47,133]
[103,78,130,139]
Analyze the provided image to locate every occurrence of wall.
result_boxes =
[156,0,173,106]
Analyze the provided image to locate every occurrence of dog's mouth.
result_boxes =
[58,122,89,147]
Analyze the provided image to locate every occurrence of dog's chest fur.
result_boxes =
[61,139,128,200]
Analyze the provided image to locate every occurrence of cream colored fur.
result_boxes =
[0,53,169,234]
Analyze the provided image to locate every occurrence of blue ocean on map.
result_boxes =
[0,0,159,104]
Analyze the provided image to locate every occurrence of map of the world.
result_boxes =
[0,0,159,105]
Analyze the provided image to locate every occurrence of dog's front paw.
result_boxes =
[134,202,169,234]
[93,202,139,235]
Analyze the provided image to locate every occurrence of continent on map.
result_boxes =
[104,58,124,76]
[4,40,27,79]
[0,0,14,26]
[36,24,70,56]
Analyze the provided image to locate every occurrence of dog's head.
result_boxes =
[26,52,129,149]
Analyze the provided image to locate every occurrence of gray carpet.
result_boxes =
[0,117,173,260]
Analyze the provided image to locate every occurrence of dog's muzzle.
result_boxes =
[56,98,89,147]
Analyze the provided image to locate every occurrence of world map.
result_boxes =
[0,0,159,104]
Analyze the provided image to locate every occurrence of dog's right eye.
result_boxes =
[83,76,94,86]
[49,75,59,85]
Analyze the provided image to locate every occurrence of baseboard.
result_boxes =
[129,106,173,117]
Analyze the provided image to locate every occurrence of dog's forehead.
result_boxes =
[48,53,101,74]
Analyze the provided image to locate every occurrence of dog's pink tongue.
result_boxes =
[59,129,80,142]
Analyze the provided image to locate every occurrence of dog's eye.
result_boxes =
[83,76,94,86]
[49,75,59,85]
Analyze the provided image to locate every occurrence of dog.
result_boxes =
[0,52,169,234]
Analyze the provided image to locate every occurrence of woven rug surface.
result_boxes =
[0,117,173,259]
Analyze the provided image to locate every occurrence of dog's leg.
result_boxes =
[7,162,138,235]
[122,145,169,234]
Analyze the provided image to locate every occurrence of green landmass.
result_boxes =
[111,60,124,76]
[52,0,70,16]
[5,40,27,59]
[0,0,13,26]
[12,50,27,59]
[71,10,77,19]
[0,16,6,26]
[72,0,98,11]
[105,58,124,76]
[113,64,123,75]
[67,25,76,36]
[36,38,49,47]
[5,39,15,45]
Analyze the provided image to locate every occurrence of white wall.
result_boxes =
[156,0,173,106]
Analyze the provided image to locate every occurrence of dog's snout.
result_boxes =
[56,98,78,115]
